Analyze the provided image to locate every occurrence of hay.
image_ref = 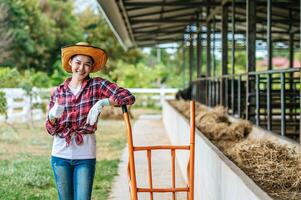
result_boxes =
[196,105,252,142]
[169,100,301,200]
[170,100,206,116]
[227,140,301,200]
[226,121,252,140]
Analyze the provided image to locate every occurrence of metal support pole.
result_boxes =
[197,13,202,78]
[219,78,222,106]
[289,9,294,121]
[206,9,211,78]
[222,4,228,76]
[289,53,294,69]
[231,0,236,114]
[208,79,211,106]
[225,77,228,108]
[255,74,260,126]
[206,7,211,107]
[246,0,256,121]
[299,1,301,144]
[222,4,228,108]
[217,78,220,105]
[299,68,301,144]
[280,73,286,136]
[213,18,216,77]
[213,79,216,106]
[189,29,194,83]
[212,19,216,106]
[267,0,272,131]
[238,75,241,118]
[267,75,272,130]
[267,0,272,71]
[182,43,186,88]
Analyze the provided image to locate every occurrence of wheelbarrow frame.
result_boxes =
[121,101,195,200]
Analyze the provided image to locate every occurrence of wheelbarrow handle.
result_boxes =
[122,105,128,113]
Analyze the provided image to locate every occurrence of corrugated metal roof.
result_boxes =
[97,0,300,49]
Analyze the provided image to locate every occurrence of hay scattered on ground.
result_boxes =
[169,100,301,200]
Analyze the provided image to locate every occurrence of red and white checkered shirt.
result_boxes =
[45,76,135,145]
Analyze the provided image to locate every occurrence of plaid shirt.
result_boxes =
[45,76,135,145]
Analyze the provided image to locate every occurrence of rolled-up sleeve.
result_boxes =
[100,79,135,106]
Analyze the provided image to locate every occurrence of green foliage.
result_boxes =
[103,60,175,88]
[0,67,52,88]
[2,0,83,74]
[0,67,20,88]
[0,0,183,89]
[18,70,34,95]
[49,59,69,86]
[0,2,12,63]
[30,71,51,88]
[77,7,144,77]
[0,91,7,116]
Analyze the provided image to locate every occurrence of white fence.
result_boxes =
[129,88,178,106]
[0,88,49,123]
[0,87,178,123]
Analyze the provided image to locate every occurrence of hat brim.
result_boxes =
[61,45,107,73]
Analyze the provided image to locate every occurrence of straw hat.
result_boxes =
[61,42,108,73]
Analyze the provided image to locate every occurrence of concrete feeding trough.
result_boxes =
[162,100,275,200]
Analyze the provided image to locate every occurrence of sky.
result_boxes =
[73,0,99,14]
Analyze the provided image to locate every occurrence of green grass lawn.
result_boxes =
[0,155,120,200]
[0,119,126,200]
[0,107,159,199]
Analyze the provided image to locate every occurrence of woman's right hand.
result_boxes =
[49,97,64,120]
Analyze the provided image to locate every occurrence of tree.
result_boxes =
[0,3,12,63]
[76,7,143,80]
[1,0,83,74]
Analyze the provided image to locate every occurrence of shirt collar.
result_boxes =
[63,76,91,91]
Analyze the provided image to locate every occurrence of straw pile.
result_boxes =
[227,140,301,200]
[197,106,252,142]
[169,100,301,200]
[170,100,193,117]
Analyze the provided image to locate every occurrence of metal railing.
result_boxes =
[191,67,301,142]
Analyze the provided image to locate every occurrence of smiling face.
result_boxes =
[69,55,94,81]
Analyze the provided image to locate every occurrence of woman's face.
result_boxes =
[69,55,93,81]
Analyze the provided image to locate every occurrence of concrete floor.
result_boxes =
[109,115,187,200]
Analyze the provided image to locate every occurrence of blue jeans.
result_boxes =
[51,156,96,200]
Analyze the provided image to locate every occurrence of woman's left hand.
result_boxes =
[86,98,110,125]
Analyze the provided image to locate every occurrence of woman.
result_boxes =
[45,42,135,200]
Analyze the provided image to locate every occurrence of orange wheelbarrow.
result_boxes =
[121,101,195,200]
